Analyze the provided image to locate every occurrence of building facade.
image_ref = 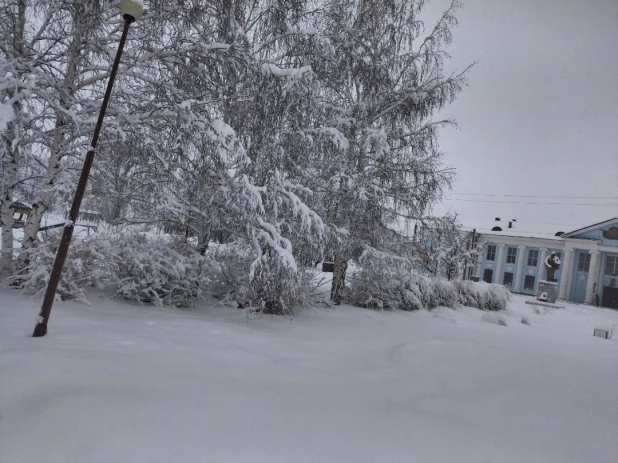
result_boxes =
[474,218,618,309]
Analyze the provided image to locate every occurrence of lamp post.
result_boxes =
[32,0,144,337]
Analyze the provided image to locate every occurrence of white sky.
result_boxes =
[426,0,618,235]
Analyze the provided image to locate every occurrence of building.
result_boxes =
[474,217,618,309]
[10,201,32,229]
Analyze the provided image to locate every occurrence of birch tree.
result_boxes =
[310,0,469,303]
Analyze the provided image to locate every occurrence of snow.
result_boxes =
[262,63,312,79]
[287,26,319,36]
[0,102,14,132]
[1,291,618,463]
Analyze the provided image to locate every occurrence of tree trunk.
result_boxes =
[0,0,26,277]
[198,229,210,255]
[16,151,62,268]
[16,6,85,270]
[0,125,20,277]
[330,253,348,305]
[0,202,15,277]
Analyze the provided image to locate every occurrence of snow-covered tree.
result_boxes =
[2,0,470,314]
[412,214,468,280]
[307,0,470,303]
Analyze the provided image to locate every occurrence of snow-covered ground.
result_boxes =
[1,290,617,463]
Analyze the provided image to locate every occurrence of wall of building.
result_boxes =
[474,219,618,308]
[478,240,564,295]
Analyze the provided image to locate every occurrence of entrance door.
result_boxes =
[601,287,618,309]
[570,252,589,303]
[483,268,493,284]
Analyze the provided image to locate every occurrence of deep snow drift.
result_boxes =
[1,290,617,463]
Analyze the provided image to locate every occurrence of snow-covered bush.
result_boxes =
[108,232,212,308]
[12,228,215,308]
[206,242,253,306]
[207,244,314,314]
[346,249,413,310]
[482,282,511,311]
[452,280,511,311]
[248,263,314,315]
[10,231,109,303]
[348,250,510,311]
[9,226,319,313]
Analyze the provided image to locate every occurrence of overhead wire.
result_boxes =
[445,192,618,200]
[442,197,618,206]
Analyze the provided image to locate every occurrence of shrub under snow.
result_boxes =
[110,232,212,308]
[11,229,214,308]
[11,229,317,313]
[452,280,511,312]
[10,231,109,303]
[206,242,318,314]
[348,250,510,311]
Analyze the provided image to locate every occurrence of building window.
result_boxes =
[486,245,496,262]
[527,250,538,267]
[483,268,493,283]
[605,255,618,276]
[578,253,591,272]
[506,247,517,264]
[503,272,514,287]
[524,275,535,290]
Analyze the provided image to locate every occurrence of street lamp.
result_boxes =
[32,0,144,337]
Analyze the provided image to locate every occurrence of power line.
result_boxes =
[442,198,618,206]
[446,192,618,200]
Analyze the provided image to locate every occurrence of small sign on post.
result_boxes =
[322,262,334,273]
[593,328,610,339]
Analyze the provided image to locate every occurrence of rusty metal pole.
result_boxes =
[32,13,138,337]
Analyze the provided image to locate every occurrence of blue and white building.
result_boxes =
[474,217,618,308]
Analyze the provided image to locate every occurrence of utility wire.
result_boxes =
[442,198,618,206]
[446,193,618,200]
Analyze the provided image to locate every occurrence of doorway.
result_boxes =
[601,287,618,309]
[570,252,589,303]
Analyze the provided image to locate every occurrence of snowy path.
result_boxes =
[1,291,617,463]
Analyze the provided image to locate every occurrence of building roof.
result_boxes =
[473,221,564,240]
[10,201,32,211]
[562,217,618,238]
[475,217,618,242]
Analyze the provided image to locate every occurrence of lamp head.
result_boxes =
[120,0,144,22]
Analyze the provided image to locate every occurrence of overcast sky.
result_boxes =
[425,0,618,236]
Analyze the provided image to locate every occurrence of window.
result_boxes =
[605,255,618,276]
[524,275,536,290]
[503,272,513,287]
[486,245,496,262]
[483,268,493,284]
[527,250,539,267]
[506,247,517,264]
[578,253,591,272]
